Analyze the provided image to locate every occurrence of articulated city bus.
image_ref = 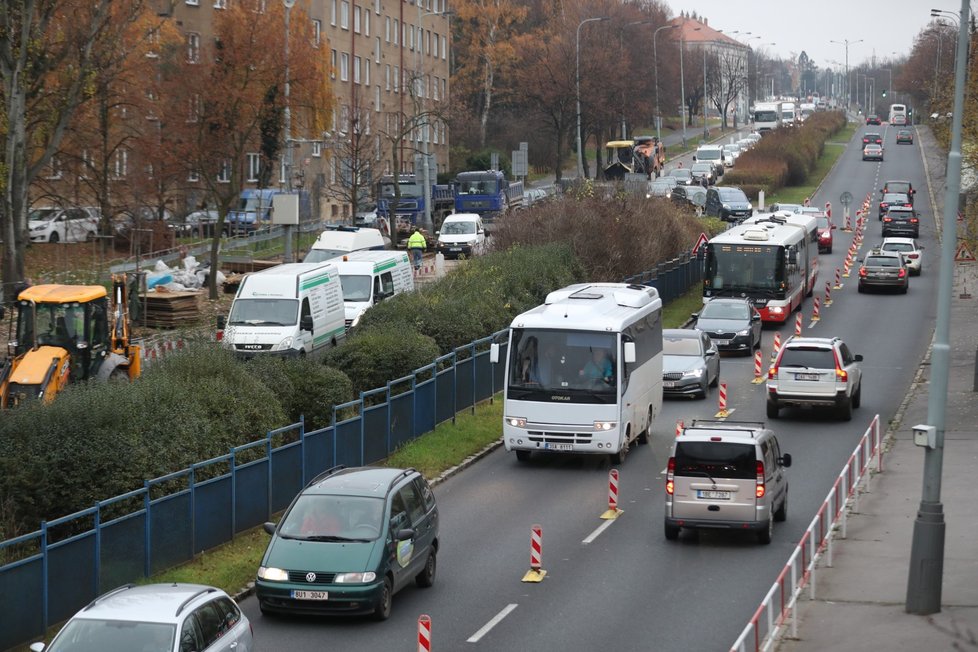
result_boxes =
[703,214,815,323]
[491,283,663,465]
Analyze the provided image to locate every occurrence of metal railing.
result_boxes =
[729,414,883,652]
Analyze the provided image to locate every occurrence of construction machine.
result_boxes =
[0,275,141,408]
[604,136,666,182]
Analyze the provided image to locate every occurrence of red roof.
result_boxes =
[668,15,745,48]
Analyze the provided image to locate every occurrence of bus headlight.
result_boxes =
[769,306,784,315]
[593,421,617,431]
[507,417,527,428]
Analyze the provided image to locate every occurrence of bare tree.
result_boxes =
[322,95,375,221]
[708,49,748,129]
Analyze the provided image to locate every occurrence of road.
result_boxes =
[240,120,938,650]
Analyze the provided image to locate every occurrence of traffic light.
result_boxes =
[882,89,887,98]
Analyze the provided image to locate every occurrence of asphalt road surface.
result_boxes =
[241,120,937,651]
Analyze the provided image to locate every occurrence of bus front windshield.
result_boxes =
[507,329,617,403]
[705,244,785,296]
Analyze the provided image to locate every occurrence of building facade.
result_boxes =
[671,16,750,127]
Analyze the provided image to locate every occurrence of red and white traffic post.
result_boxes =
[418,615,432,652]
[812,295,821,321]
[675,419,684,438]
[752,349,765,383]
[522,525,547,582]
[715,383,730,418]
[795,312,803,336]
[771,331,782,362]
[601,469,624,519]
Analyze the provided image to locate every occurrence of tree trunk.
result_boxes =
[479,56,494,148]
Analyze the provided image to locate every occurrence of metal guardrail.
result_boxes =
[729,414,883,652]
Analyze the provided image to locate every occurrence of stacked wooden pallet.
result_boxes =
[139,290,202,328]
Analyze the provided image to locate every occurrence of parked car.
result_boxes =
[882,205,920,238]
[879,237,924,275]
[30,583,253,652]
[662,328,720,399]
[690,297,762,355]
[354,203,379,226]
[113,206,181,237]
[435,213,487,258]
[815,214,835,253]
[664,420,791,544]
[256,465,439,620]
[766,336,863,421]
[721,144,741,167]
[705,186,754,222]
[862,143,884,161]
[524,187,553,207]
[184,209,221,236]
[857,248,910,294]
[28,207,99,244]
[896,129,914,144]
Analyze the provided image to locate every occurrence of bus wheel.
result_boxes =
[515,450,531,462]
[637,408,653,445]
[610,435,629,465]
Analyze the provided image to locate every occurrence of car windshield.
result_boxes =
[754,110,779,122]
[899,130,911,136]
[691,163,712,173]
[339,274,371,302]
[886,183,910,194]
[304,248,345,263]
[671,169,692,179]
[442,220,476,235]
[882,242,914,252]
[718,188,748,202]
[778,347,834,368]
[697,149,721,161]
[29,209,57,222]
[865,256,901,267]
[279,494,386,541]
[887,210,914,219]
[228,298,297,326]
[46,619,176,652]
[675,441,757,479]
[701,302,750,320]
[882,194,908,203]
[663,336,702,356]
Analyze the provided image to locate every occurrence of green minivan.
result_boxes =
[256,466,439,620]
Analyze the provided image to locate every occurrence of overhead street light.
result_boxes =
[576,16,610,178]
[653,24,680,142]
[830,38,863,110]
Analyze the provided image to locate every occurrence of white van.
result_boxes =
[304,226,387,263]
[434,213,487,259]
[223,262,346,357]
[332,251,415,329]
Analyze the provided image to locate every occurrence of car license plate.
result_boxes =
[697,490,731,500]
[291,590,328,600]
[450,247,462,252]
[663,380,676,388]
[796,373,820,381]
[546,443,572,451]
[713,339,730,345]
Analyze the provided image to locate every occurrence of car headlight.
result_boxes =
[258,566,289,582]
[334,571,377,583]
[593,421,617,431]
[722,203,731,210]
[737,329,750,337]
[507,416,527,428]
[682,368,705,378]
[272,336,294,351]
[747,203,753,210]
[31,225,45,231]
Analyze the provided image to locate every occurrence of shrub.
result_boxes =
[325,329,441,395]
[241,355,353,430]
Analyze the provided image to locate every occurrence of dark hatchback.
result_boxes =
[858,250,909,294]
[706,186,754,222]
[862,132,883,145]
[878,192,912,220]
[881,180,915,205]
[691,298,762,355]
[671,185,708,215]
[882,206,920,238]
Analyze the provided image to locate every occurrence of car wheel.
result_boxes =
[774,490,788,522]
[838,397,853,421]
[757,516,774,544]
[857,283,865,293]
[826,246,832,254]
[900,284,908,294]
[515,450,531,462]
[766,400,780,419]
[710,365,720,387]
[48,232,60,243]
[86,230,96,243]
[415,550,436,588]
[637,408,653,445]
[664,523,680,541]
[852,383,862,409]
[696,381,708,399]
[373,577,393,621]
[610,435,629,465]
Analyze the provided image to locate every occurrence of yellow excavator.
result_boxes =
[0,275,141,408]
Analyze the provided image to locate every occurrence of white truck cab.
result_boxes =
[223,262,346,357]
[331,251,415,329]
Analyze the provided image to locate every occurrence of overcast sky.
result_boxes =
[665,0,966,67]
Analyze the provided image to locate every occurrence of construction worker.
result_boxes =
[407,226,427,271]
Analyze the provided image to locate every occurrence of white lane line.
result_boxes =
[582,518,616,544]
[467,603,519,643]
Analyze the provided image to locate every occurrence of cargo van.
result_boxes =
[332,251,415,328]
[434,213,487,259]
[304,226,387,263]
[223,262,346,357]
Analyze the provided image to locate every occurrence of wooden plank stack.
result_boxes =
[139,290,202,328]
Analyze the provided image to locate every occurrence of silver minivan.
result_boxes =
[665,420,791,544]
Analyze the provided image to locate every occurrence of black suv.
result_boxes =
[878,192,911,220]
[881,180,915,206]
[882,206,919,238]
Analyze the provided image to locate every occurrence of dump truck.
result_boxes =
[0,276,141,408]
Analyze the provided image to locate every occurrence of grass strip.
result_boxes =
[767,123,858,205]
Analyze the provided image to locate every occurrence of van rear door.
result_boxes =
[671,440,757,523]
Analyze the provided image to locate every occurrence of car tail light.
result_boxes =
[666,457,675,495]
[755,461,766,498]
[898,268,907,278]
[859,267,868,277]
[883,217,892,223]
[833,348,848,382]
[910,218,919,223]
[908,253,919,259]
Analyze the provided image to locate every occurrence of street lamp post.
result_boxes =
[830,38,863,110]
[576,16,609,179]
[283,0,296,263]
[415,8,451,233]
[679,33,687,147]
[906,0,970,616]
[653,24,679,142]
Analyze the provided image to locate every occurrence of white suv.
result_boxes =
[767,336,863,421]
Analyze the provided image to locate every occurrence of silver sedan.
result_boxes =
[662,329,721,399]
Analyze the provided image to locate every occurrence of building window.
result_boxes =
[213,0,226,7]
[188,168,200,182]
[393,65,399,92]
[331,0,336,25]
[375,37,381,63]
[364,60,370,86]
[353,55,361,84]
[112,150,128,179]
[442,37,447,60]
[187,33,200,63]
[186,0,199,6]
[280,158,287,184]
[432,75,438,100]
[385,64,390,91]
[408,24,414,50]
[313,19,321,47]
[188,94,201,122]
[218,160,231,183]
[340,1,349,29]
[375,85,381,112]
[45,156,63,180]
[247,153,260,182]
[385,16,390,42]
[79,150,91,179]
[433,33,438,59]
[253,0,266,12]
[331,49,337,79]
[375,134,381,161]
[375,0,380,14]
[441,77,446,99]
[364,10,370,36]
[311,141,322,157]
[354,5,361,33]
[393,19,398,45]
[340,52,349,81]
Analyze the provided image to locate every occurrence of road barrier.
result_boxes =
[834,268,842,289]
[675,420,684,438]
[729,414,883,652]
[752,350,764,384]
[715,383,730,418]
[794,313,802,336]
[418,614,432,652]
[771,332,782,362]
[824,282,832,306]
[601,469,623,519]
[522,525,546,582]
[812,296,821,321]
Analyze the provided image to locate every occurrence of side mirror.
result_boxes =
[690,312,699,320]
[216,314,227,330]
[692,155,697,161]
[623,341,636,364]
[29,644,46,652]
[262,522,276,535]
[300,314,314,332]
[434,230,440,236]
[489,342,500,364]
[751,312,761,322]
[780,453,793,468]
[854,354,864,362]
[395,528,416,541]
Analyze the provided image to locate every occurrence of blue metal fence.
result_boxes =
[0,249,705,650]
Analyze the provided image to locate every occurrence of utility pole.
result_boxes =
[283,0,295,263]
[575,17,609,178]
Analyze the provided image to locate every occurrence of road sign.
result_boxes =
[840,191,853,207]
[954,242,976,263]
[692,232,709,255]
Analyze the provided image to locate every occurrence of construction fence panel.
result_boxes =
[47,532,97,625]
[149,491,192,575]
[0,555,44,648]
[194,474,233,553]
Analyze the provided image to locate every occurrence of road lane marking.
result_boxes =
[582,518,616,544]
[467,603,519,643]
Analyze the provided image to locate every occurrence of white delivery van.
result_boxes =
[332,250,415,329]
[434,213,487,259]
[304,226,387,263]
[223,262,346,357]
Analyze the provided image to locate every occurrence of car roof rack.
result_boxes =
[688,419,767,431]
[385,468,419,497]
[82,584,136,611]
[175,587,218,617]
[306,465,346,488]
